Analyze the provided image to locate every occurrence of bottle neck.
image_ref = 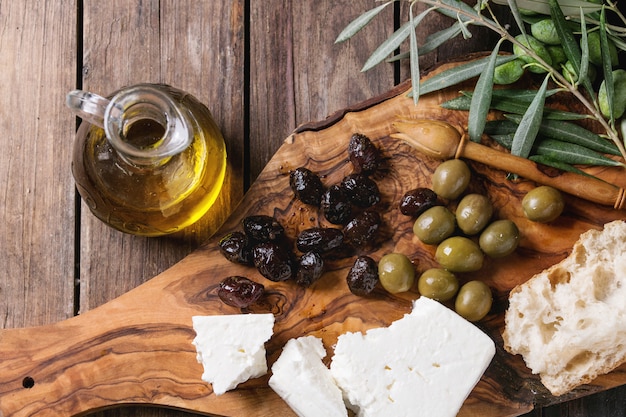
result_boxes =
[104,85,192,167]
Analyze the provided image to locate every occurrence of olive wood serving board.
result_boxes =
[2,57,626,417]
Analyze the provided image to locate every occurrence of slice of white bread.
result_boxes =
[503,220,626,396]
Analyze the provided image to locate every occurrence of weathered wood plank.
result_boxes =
[0,1,77,328]
[248,0,398,184]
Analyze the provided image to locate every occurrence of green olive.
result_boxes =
[494,59,525,85]
[531,19,560,45]
[522,185,564,223]
[455,193,493,235]
[562,60,597,84]
[417,268,459,301]
[547,45,567,66]
[378,253,415,294]
[513,34,552,74]
[432,159,471,200]
[435,236,484,273]
[479,219,520,258]
[455,280,492,322]
[599,69,626,120]
[413,206,456,245]
[585,31,618,67]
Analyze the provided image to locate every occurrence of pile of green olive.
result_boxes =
[416,159,521,266]
[380,157,565,321]
[406,158,523,321]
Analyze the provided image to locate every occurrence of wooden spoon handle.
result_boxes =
[459,140,626,210]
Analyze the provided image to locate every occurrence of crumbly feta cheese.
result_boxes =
[330,297,495,417]
[269,336,348,417]
[192,314,274,395]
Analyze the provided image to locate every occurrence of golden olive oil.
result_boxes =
[71,85,227,236]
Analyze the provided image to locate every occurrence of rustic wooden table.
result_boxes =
[0,1,624,416]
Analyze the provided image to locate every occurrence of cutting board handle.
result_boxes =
[0,253,256,417]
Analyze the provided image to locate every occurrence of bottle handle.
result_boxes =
[66,90,110,128]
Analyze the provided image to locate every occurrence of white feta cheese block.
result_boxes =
[191,313,274,395]
[330,297,495,417]
[269,336,348,417]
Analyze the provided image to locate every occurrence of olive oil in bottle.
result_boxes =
[68,84,227,236]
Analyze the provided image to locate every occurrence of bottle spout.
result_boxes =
[66,90,110,128]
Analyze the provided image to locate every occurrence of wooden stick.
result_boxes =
[392,119,626,210]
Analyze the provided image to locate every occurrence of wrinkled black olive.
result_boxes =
[252,242,295,282]
[218,231,254,265]
[343,210,381,249]
[243,215,284,242]
[341,173,380,208]
[348,133,381,174]
[295,251,325,287]
[296,227,344,254]
[399,187,440,217]
[290,167,325,206]
[321,185,352,225]
[346,255,379,296]
[218,276,265,308]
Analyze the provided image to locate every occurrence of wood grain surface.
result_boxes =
[0,1,624,417]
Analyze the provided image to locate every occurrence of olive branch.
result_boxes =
[336,0,626,173]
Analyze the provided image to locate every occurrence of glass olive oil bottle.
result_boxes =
[67,84,227,236]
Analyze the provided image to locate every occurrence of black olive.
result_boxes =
[295,251,325,287]
[218,276,265,308]
[346,255,379,296]
[348,133,381,174]
[252,242,295,282]
[296,227,344,254]
[341,173,380,208]
[289,167,325,206]
[343,210,381,249]
[242,215,285,242]
[399,187,439,217]
[218,231,254,265]
[321,184,352,225]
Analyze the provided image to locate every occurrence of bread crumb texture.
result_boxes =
[503,220,626,396]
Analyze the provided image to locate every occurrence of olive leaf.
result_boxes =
[434,0,485,23]
[486,89,560,102]
[492,133,624,167]
[599,7,615,125]
[491,0,602,16]
[442,91,588,120]
[578,9,589,90]
[505,114,622,155]
[534,139,626,167]
[548,0,594,96]
[510,74,550,159]
[468,39,503,142]
[334,1,394,44]
[409,4,422,105]
[417,55,518,96]
[506,0,528,38]
[361,7,433,72]
[386,22,464,64]
[420,22,464,55]
[528,155,591,176]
